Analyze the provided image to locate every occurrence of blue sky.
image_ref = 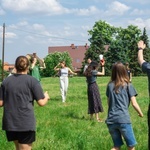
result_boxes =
[0,0,150,63]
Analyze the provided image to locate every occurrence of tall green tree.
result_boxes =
[141,27,149,48]
[41,52,73,77]
[84,20,145,76]
[85,20,116,62]
[116,25,142,76]
[140,27,150,64]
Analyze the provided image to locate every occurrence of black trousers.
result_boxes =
[148,104,150,150]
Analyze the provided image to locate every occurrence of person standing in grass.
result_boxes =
[29,56,45,82]
[106,62,143,150]
[137,40,150,150]
[54,60,77,103]
[0,56,50,150]
[84,60,105,122]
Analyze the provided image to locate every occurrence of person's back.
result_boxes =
[2,74,42,131]
[0,55,49,150]
[106,62,143,150]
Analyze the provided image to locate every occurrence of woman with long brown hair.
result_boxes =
[106,62,143,150]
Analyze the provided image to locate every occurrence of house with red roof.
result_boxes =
[48,43,89,72]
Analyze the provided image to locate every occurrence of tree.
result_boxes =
[84,20,145,76]
[141,27,149,48]
[140,27,150,64]
[86,20,116,62]
[41,52,73,77]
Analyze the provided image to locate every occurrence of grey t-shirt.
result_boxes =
[106,82,137,124]
[86,70,97,84]
[0,74,45,131]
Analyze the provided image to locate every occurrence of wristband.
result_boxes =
[102,65,104,67]
[138,47,143,51]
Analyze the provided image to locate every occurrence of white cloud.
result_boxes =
[130,9,144,16]
[1,0,68,15]
[128,18,150,31]
[5,32,17,39]
[106,1,130,16]
[32,24,45,31]
[75,6,100,16]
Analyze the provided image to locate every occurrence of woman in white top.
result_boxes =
[54,61,77,102]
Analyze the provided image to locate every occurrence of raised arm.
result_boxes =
[54,63,60,71]
[97,59,105,75]
[138,40,146,66]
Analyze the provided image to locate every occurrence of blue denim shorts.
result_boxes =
[107,123,137,147]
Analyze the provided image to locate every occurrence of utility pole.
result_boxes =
[2,23,5,81]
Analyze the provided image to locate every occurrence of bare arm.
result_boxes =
[97,66,105,75]
[137,40,146,66]
[0,100,3,107]
[131,96,143,117]
[54,63,60,71]
[97,59,105,75]
[37,91,50,106]
[68,67,77,75]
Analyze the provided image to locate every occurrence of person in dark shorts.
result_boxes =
[137,40,150,150]
[106,62,143,150]
[0,56,50,150]
[84,60,105,122]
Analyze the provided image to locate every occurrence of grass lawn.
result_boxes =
[0,76,149,150]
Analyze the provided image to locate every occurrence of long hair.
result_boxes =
[84,61,98,76]
[110,62,129,93]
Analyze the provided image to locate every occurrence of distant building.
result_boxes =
[48,43,109,72]
[3,62,14,72]
[48,43,89,72]
[3,53,43,72]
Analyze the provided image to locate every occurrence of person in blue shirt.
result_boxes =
[106,62,143,150]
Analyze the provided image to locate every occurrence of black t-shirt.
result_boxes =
[142,62,150,96]
[0,74,45,131]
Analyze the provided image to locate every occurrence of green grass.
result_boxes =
[0,76,149,150]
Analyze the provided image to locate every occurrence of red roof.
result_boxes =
[48,44,89,71]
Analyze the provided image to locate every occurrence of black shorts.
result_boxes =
[6,131,36,144]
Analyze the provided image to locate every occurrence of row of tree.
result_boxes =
[1,20,150,79]
[84,20,150,76]
[42,20,150,77]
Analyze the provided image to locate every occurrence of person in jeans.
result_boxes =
[106,62,143,150]
[137,40,150,149]
[0,56,50,150]
[54,61,77,102]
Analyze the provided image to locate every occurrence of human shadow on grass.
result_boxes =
[61,111,91,121]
